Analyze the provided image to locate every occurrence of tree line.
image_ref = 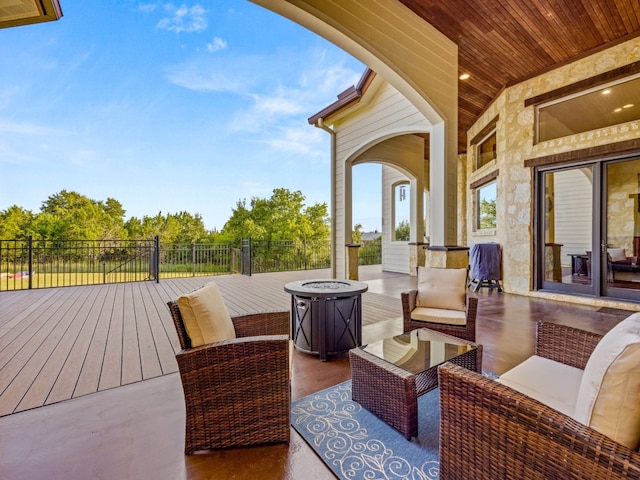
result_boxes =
[0,188,330,245]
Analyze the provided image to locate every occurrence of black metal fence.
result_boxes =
[0,236,381,291]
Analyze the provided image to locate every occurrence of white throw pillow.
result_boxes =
[608,248,627,262]
[574,312,640,450]
[415,267,467,311]
[177,282,236,347]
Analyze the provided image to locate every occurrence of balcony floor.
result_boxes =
[0,266,635,480]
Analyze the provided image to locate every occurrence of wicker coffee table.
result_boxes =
[349,328,482,439]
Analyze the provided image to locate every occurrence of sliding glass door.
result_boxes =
[540,166,594,295]
[604,158,640,299]
[537,156,640,302]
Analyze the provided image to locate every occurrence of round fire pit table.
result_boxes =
[284,279,368,361]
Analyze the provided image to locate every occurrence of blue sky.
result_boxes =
[0,0,382,232]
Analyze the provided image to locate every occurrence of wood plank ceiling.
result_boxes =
[397,0,640,153]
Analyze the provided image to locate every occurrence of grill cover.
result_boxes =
[469,243,501,280]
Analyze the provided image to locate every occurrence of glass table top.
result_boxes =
[361,328,476,375]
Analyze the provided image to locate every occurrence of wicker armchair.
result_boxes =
[401,267,478,342]
[438,322,640,480]
[167,298,291,453]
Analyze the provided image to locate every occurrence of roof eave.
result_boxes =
[308,68,376,125]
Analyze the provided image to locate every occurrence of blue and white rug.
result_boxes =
[291,381,441,480]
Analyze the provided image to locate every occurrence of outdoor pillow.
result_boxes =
[608,248,627,262]
[177,282,236,347]
[416,267,467,311]
[574,312,640,450]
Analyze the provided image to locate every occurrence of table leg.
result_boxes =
[349,348,418,439]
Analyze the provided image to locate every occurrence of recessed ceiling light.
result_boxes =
[602,89,611,95]
[459,73,470,80]
[623,103,634,109]
[614,108,623,113]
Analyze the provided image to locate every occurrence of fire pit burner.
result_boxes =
[302,281,350,289]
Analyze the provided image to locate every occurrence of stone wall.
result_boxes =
[465,38,640,303]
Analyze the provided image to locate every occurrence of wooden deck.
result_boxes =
[0,266,412,417]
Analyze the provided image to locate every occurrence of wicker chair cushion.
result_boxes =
[410,307,467,325]
[415,267,467,311]
[575,312,640,450]
[608,248,627,262]
[177,282,236,347]
[496,355,583,417]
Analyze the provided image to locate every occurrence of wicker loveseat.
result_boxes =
[167,282,291,453]
[438,316,640,480]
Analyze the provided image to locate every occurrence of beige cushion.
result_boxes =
[574,313,640,450]
[177,282,236,347]
[608,248,627,262]
[416,267,467,311]
[411,307,467,326]
[497,355,583,417]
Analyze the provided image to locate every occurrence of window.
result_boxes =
[536,75,640,143]
[476,130,497,169]
[476,181,496,230]
[393,182,410,241]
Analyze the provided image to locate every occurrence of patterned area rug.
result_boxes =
[291,381,441,480]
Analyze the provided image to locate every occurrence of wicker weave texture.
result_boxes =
[438,322,640,480]
[350,330,481,439]
[401,289,478,342]
[167,300,291,453]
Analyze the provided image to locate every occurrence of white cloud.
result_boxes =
[165,60,250,93]
[137,3,157,13]
[258,125,326,157]
[206,37,227,53]
[251,91,304,116]
[165,46,364,154]
[0,118,69,136]
[157,4,207,33]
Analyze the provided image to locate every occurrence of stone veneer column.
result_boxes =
[346,244,361,280]
[425,246,470,269]
[408,242,429,275]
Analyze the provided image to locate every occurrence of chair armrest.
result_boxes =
[465,295,478,325]
[175,334,290,381]
[401,290,418,330]
[231,311,290,338]
[438,362,640,480]
[535,322,603,370]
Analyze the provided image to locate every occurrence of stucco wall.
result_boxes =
[466,38,640,298]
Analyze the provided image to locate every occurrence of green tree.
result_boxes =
[220,188,329,243]
[37,190,126,240]
[395,219,411,241]
[479,198,497,229]
[0,205,35,239]
[124,211,210,244]
[352,223,363,244]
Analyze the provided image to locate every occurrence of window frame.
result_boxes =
[534,72,640,144]
[475,129,497,170]
[473,178,497,233]
[391,181,411,242]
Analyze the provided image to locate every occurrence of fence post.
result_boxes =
[241,238,252,276]
[154,236,160,283]
[28,236,33,289]
[192,242,196,277]
[303,238,307,270]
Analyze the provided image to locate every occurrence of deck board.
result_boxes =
[74,284,116,398]
[17,286,100,410]
[0,267,411,416]
[99,284,125,392]
[46,286,109,405]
